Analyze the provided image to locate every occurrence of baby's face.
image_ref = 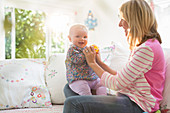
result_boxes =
[69,27,88,48]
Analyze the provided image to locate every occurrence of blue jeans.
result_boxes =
[63,84,144,113]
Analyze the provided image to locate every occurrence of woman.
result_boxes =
[63,0,165,113]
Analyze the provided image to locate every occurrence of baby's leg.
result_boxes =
[69,80,92,95]
[92,78,107,95]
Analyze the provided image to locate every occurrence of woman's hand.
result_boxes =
[83,46,105,78]
[83,46,96,66]
[83,45,117,77]
[84,46,117,76]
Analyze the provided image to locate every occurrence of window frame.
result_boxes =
[0,0,5,60]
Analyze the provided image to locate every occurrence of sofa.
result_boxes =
[0,44,170,113]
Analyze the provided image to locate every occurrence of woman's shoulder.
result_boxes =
[133,42,154,58]
[135,39,164,59]
[137,39,161,51]
[135,42,153,52]
[142,39,161,49]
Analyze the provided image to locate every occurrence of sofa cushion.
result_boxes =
[109,43,130,71]
[45,54,67,104]
[0,59,52,110]
[100,43,130,71]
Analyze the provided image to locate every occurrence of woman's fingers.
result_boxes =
[83,46,96,63]
[84,46,96,53]
[86,47,91,53]
[90,45,96,53]
[83,46,94,54]
[83,47,89,55]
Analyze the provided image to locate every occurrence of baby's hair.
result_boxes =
[69,23,88,35]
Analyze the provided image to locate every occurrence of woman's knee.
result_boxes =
[64,96,73,106]
[64,96,81,113]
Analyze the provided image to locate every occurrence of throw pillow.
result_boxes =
[100,45,115,66]
[0,59,52,110]
[45,54,67,104]
[109,43,130,71]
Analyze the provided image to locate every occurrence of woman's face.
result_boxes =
[119,18,129,37]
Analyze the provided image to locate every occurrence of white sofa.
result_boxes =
[0,55,67,113]
[0,45,170,113]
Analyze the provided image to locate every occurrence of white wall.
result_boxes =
[67,0,129,48]
[154,3,170,48]
[82,0,128,48]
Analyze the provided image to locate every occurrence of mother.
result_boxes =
[63,0,165,112]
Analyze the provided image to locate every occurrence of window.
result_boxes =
[5,7,46,59]
[4,7,12,59]
[46,14,70,57]
[4,7,70,59]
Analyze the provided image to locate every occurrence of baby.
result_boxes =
[65,24,107,95]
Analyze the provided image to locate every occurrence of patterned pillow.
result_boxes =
[0,59,52,110]
[100,45,115,66]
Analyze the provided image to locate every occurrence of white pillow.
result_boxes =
[0,59,52,110]
[45,54,67,104]
[160,48,170,110]
[109,43,130,71]
[100,43,129,71]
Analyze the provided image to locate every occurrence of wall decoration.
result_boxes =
[85,10,97,31]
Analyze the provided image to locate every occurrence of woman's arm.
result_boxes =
[101,46,154,91]
[83,46,116,78]
[96,54,117,75]
[87,62,105,78]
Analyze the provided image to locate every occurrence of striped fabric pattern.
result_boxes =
[101,40,165,112]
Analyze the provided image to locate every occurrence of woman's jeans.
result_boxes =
[63,83,144,113]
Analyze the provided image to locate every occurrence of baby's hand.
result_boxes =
[91,44,99,53]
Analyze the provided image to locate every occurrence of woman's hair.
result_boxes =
[119,0,162,50]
